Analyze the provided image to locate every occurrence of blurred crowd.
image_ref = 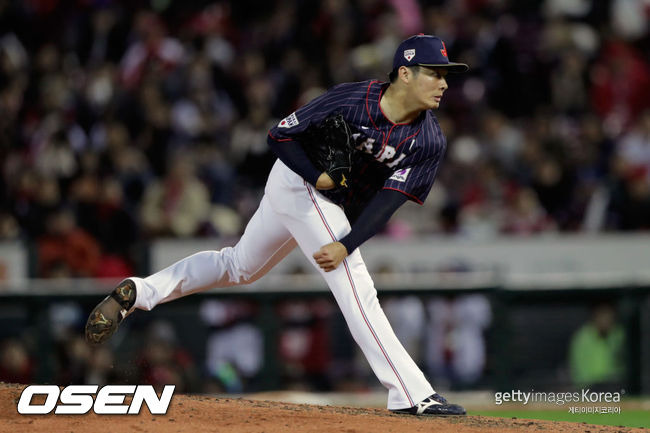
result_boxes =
[1,0,650,278]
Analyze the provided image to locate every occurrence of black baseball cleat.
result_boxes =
[391,393,466,416]
[85,279,137,345]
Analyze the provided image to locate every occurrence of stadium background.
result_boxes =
[0,0,649,426]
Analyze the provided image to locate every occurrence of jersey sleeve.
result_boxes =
[382,154,443,204]
[268,82,356,142]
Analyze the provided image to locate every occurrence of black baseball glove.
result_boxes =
[301,114,356,188]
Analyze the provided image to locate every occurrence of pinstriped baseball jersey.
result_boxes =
[268,79,447,210]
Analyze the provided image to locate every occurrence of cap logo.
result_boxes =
[403,49,415,62]
[440,41,448,58]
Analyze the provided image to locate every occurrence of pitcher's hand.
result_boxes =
[313,242,348,272]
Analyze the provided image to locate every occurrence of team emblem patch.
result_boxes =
[279,112,299,128]
[403,49,415,62]
[389,167,411,182]
[440,41,448,58]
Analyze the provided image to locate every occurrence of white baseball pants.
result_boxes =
[129,160,434,409]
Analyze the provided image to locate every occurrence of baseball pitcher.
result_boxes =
[86,34,468,416]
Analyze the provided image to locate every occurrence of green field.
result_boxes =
[471,409,650,429]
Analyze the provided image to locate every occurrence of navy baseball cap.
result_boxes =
[392,34,468,73]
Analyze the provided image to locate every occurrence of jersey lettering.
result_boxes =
[375,146,396,162]
[354,135,376,153]
[385,153,407,168]
[356,138,408,168]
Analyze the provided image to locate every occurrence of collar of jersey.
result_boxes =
[368,81,424,128]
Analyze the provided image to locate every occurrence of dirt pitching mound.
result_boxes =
[0,383,644,433]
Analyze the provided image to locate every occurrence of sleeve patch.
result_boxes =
[279,112,299,128]
[389,167,411,182]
